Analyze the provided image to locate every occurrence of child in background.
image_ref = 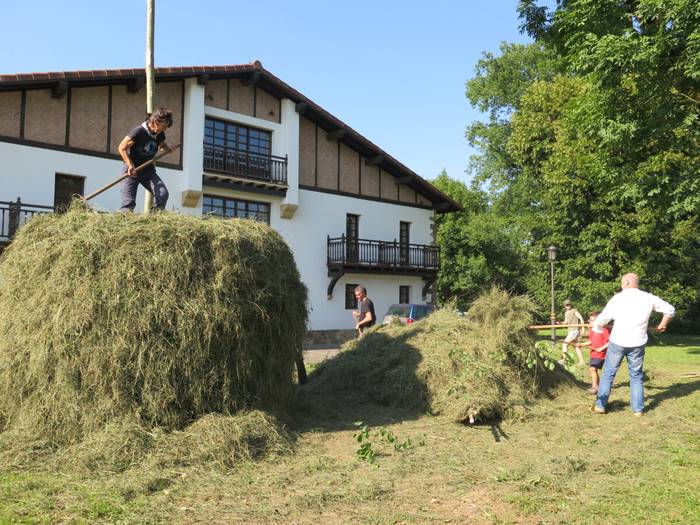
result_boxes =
[576,311,610,394]
[561,299,586,366]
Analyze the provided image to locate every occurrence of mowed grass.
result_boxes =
[1,336,699,525]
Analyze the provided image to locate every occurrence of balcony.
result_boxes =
[326,235,439,298]
[0,198,54,248]
[203,144,288,188]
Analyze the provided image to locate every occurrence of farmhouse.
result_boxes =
[0,61,459,338]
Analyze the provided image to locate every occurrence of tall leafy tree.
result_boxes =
[460,0,700,326]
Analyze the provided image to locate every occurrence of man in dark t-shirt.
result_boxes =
[352,285,375,337]
[118,107,174,212]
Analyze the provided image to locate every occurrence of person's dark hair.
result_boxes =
[354,285,367,295]
[147,107,173,128]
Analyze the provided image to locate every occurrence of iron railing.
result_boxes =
[203,144,288,185]
[327,235,439,271]
[0,198,54,245]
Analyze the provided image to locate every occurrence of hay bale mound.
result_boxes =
[0,207,307,445]
[305,288,571,423]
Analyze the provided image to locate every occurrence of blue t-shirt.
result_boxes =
[124,123,165,175]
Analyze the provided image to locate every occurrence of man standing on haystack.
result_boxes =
[118,107,175,212]
[352,285,376,337]
[592,273,675,416]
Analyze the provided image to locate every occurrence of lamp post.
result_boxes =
[547,245,558,345]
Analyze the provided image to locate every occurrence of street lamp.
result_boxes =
[546,245,558,345]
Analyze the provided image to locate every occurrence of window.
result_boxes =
[54,174,85,212]
[400,221,410,265]
[345,284,358,310]
[204,118,271,157]
[399,285,410,304]
[346,214,359,262]
[202,195,271,224]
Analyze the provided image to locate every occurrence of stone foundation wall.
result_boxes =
[304,329,357,346]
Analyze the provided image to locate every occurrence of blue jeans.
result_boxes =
[120,171,169,211]
[595,341,645,413]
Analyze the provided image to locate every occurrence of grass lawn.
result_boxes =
[1,335,698,524]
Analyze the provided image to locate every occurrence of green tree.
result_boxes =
[461,0,700,326]
[432,171,528,310]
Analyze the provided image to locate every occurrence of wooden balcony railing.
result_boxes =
[327,235,439,272]
[203,144,288,185]
[0,198,54,245]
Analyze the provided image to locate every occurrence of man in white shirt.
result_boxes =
[592,273,675,416]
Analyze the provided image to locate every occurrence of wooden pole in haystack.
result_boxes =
[143,0,156,214]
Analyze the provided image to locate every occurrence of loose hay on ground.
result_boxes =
[304,288,573,423]
[0,206,307,462]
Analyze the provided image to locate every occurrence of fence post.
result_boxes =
[8,197,21,239]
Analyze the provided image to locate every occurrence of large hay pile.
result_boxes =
[0,207,307,448]
[304,288,570,422]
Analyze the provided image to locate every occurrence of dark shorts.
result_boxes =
[590,358,605,369]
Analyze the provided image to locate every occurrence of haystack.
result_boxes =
[305,288,569,423]
[0,206,307,446]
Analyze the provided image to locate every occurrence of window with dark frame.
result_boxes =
[346,213,359,262]
[202,195,271,224]
[400,221,410,265]
[54,173,85,212]
[204,117,272,157]
[345,284,359,310]
[399,285,410,304]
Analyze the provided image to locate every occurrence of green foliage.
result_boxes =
[458,0,700,326]
[352,421,417,465]
[432,171,528,310]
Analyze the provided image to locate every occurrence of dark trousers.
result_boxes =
[120,171,169,211]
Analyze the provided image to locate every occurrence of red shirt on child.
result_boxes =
[589,326,610,360]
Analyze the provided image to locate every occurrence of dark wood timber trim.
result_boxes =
[365,155,383,166]
[0,135,183,170]
[51,80,68,99]
[127,76,144,94]
[358,154,362,195]
[226,78,231,111]
[203,179,286,197]
[178,79,185,165]
[299,184,433,211]
[253,85,258,117]
[106,85,112,152]
[19,90,26,139]
[397,175,414,184]
[242,70,261,86]
[327,129,346,141]
[337,140,341,191]
[314,123,318,187]
[295,102,308,115]
[378,167,382,197]
[64,87,71,147]
[197,74,209,86]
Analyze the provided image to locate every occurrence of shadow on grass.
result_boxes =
[645,379,700,413]
[292,328,429,433]
[291,324,580,435]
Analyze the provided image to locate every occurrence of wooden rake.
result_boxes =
[83,144,181,202]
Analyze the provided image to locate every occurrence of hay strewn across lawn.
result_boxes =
[304,288,574,423]
[0,207,307,450]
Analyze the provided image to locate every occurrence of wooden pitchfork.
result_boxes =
[83,144,181,202]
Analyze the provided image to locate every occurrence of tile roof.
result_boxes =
[0,60,460,212]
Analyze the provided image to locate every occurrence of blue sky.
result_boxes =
[1,1,532,183]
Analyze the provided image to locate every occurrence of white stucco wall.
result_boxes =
[0,141,183,213]
[202,184,435,330]
[1,88,438,331]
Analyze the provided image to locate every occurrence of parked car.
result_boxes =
[382,304,436,325]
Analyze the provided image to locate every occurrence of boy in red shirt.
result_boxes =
[576,311,610,394]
